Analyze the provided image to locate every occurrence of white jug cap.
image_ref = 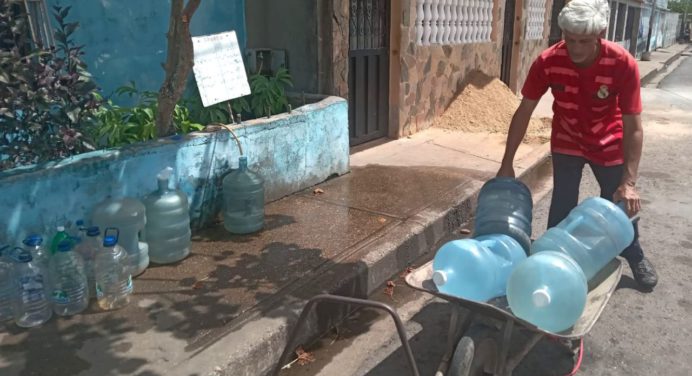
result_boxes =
[432,270,447,286]
[532,288,552,307]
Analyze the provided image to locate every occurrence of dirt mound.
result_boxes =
[436,71,551,144]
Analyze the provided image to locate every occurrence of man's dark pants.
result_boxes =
[547,153,644,264]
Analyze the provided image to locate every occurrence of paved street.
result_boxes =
[280,51,692,376]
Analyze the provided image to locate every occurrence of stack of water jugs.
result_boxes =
[0,167,195,328]
[432,177,634,333]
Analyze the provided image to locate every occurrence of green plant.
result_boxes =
[0,3,101,170]
[248,68,293,118]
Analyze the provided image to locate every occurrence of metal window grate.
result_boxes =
[23,0,55,49]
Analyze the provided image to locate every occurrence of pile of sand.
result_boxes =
[436,71,551,144]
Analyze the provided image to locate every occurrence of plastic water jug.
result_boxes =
[506,251,587,333]
[432,234,527,302]
[530,197,634,281]
[94,229,133,311]
[49,240,89,316]
[92,193,148,276]
[50,226,70,255]
[222,156,265,234]
[9,247,53,328]
[22,234,49,269]
[0,245,13,321]
[142,167,191,264]
[474,178,533,253]
[75,226,101,299]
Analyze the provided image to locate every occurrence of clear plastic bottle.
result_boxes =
[75,226,101,299]
[10,247,53,328]
[50,226,70,255]
[22,234,49,270]
[432,234,527,301]
[506,251,588,333]
[94,229,133,311]
[222,156,265,234]
[142,167,191,264]
[49,240,89,316]
[0,245,13,321]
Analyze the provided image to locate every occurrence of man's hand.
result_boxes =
[496,163,515,178]
[613,182,641,217]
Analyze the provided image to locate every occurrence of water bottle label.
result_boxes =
[18,275,45,304]
[51,290,70,304]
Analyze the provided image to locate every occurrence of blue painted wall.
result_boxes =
[48,0,246,97]
[0,97,349,243]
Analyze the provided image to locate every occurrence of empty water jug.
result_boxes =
[10,248,53,328]
[432,234,527,302]
[474,178,533,253]
[531,197,634,281]
[95,229,133,311]
[92,192,148,276]
[49,240,89,316]
[222,156,265,234]
[142,167,191,264]
[75,226,101,299]
[0,245,13,321]
[22,235,49,269]
[506,251,587,333]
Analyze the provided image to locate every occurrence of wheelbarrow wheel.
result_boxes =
[448,324,498,376]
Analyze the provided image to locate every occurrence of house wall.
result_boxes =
[48,0,247,97]
[396,0,506,137]
[513,0,554,94]
[0,97,349,243]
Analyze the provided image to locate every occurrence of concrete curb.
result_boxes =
[176,147,554,376]
[640,44,691,85]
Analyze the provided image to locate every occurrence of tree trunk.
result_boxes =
[156,0,201,137]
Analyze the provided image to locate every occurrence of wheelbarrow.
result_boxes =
[273,256,623,376]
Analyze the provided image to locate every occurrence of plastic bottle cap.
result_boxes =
[87,226,100,236]
[23,235,43,247]
[103,235,118,247]
[157,167,174,181]
[432,270,448,286]
[532,288,552,307]
[57,240,73,252]
[11,248,32,263]
[76,220,85,226]
[57,226,65,232]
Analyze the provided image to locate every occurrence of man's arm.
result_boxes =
[497,98,539,177]
[614,114,643,216]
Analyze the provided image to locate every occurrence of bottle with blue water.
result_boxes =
[22,235,49,269]
[0,245,13,321]
[94,228,133,311]
[9,248,52,328]
[474,177,533,253]
[75,226,101,299]
[49,240,89,316]
[506,251,588,333]
[530,197,634,281]
[222,156,265,234]
[432,234,527,302]
[142,167,192,264]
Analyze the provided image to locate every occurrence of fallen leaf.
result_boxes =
[384,280,396,299]
[313,188,325,195]
[192,281,204,290]
[459,228,472,235]
[295,346,316,366]
[378,217,387,223]
[399,266,414,279]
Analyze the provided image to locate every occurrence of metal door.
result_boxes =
[349,0,390,146]
[501,0,517,86]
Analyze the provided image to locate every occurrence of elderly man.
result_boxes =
[497,0,658,289]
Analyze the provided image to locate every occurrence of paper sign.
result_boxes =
[191,31,251,107]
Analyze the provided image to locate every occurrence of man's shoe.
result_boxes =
[629,257,658,289]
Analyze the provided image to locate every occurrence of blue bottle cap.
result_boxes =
[76,219,85,226]
[103,235,118,247]
[57,240,73,252]
[10,248,32,263]
[87,226,100,237]
[22,234,43,247]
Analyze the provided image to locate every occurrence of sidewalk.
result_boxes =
[0,44,688,376]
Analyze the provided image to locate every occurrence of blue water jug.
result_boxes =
[222,156,265,234]
[531,197,634,281]
[432,234,527,302]
[474,178,533,253]
[506,251,587,333]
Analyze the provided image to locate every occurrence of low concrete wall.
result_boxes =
[0,97,349,242]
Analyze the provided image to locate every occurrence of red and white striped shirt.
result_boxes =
[522,39,642,166]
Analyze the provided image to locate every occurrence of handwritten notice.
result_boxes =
[191,31,250,107]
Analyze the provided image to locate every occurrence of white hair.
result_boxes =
[558,0,610,35]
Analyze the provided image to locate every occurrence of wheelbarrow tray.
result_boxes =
[404,257,623,340]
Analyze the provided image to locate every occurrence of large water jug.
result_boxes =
[0,245,13,321]
[432,234,527,302]
[9,248,53,328]
[222,156,265,234]
[94,229,133,311]
[92,192,148,276]
[142,167,192,264]
[22,235,49,269]
[75,226,101,299]
[531,197,634,281]
[506,251,587,333]
[474,178,533,253]
[49,240,89,316]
